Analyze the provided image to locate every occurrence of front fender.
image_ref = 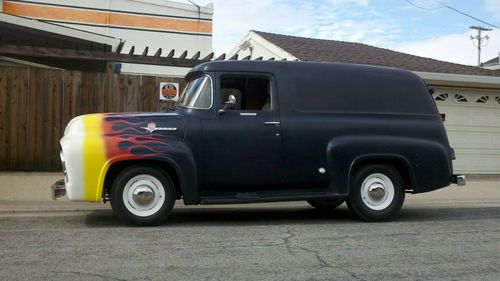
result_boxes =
[102,136,198,204]
[62,114,198,203]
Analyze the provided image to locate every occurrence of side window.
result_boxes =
[220,76,272,111]
[177,75,213,109]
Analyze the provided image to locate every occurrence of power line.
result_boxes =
[187,0,201,19]
[406,0,499,29]
[187,0,200,8]
[405,0,441,11]
[434,0,499,29]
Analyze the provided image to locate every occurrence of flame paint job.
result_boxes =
[61,113,181,202]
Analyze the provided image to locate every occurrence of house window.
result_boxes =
[434,93,448,101]
[455,94,468,102]
[476,96,489,103]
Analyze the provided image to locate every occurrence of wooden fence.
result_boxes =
[0,64,186,171]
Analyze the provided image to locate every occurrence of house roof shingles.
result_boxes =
[254,30,500,77]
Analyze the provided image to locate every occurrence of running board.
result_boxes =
[199,190,346,205]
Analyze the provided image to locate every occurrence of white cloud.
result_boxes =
[182,0,395,54]
[392,29,500,66]
[176,0,500,66]
[207,0,317,53]
[485,0,500,20]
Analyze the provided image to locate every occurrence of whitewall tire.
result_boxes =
[110,165,175,226]
[348,164,405,221]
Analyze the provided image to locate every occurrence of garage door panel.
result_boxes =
[439,106,499,127]
[455,148,500,156]
[453,154,500,174]
[446,131,500,150]
[445,125,500,134]
[434,90,500,174]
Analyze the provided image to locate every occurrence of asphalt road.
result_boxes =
[1,193,499,281]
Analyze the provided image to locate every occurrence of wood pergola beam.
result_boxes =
[0,44,203,68]
[0,44,287,71]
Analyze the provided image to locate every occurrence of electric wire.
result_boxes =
[187,0,200,8]
[434,0,498,29]
[406,0,499,28]
[405,0,441,10]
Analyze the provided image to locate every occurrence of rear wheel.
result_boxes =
[307,198,344,211]
[348,164,405,221]
[110,165,175,226]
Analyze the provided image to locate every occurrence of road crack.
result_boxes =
[283,227,296,255]
[282,227,366,281]
[54,270,129,281]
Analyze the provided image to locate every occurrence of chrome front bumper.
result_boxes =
[51,150,68,200]
[452,175,466,186]
[51,179,66,200]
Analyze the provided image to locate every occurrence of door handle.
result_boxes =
[264,121,280,126]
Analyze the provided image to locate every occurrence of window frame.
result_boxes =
[218,73,275,112]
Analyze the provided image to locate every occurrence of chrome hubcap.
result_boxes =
[360,173,395,211]
[132,185,155,206]
[368,183,386,201]
[123,174,166,217]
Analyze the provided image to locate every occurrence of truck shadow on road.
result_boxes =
[84,205,500,227]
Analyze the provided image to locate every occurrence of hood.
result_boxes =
[64,112,185,138]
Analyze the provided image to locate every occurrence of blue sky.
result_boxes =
[180,0,500,66]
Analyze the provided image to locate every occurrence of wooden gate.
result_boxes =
[0,64,186,171]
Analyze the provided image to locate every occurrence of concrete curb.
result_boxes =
[1,181,499,214]
[0,172,498,213]
[0,200,109,213]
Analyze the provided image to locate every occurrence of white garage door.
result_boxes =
[433,88,500,174]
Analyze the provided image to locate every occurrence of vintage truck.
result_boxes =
[51,61,465,225]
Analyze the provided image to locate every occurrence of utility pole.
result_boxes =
[470,26,492,66]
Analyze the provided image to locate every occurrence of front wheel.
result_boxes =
[110,165,175,226]
[348,164,405,221]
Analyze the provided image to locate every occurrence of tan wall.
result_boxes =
[2,0,213,76]
[0,172,62,201]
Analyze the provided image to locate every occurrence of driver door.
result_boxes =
[201,73,283,192]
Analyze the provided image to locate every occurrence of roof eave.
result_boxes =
[228,31,298,61]
[415,71,500,89]
[132,0,213,15]
[0,13,121,51]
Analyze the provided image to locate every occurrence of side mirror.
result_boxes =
[218,95,236,113]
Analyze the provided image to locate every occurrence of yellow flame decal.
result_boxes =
[82,115,109,201]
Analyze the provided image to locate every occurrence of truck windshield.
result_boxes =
[177,75,213,109]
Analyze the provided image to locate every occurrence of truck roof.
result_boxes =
[187,60,419,80]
